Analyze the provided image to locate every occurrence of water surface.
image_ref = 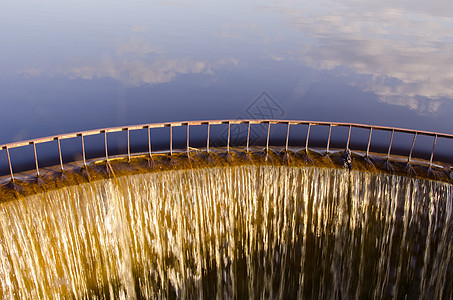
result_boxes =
[1,0,453,145]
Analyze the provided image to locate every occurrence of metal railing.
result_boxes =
[1,119,452,181]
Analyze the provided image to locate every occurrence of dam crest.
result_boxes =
[0,120,452,298]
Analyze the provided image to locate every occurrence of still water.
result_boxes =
[1,0,453,144]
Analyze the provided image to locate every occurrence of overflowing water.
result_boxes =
[0,165,452,299]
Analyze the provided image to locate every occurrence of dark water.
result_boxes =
[1,0,453,145]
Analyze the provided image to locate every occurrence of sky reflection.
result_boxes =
[266,0,453,114]
[1,0,452,143]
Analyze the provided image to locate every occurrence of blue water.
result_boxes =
[1,1,453,145]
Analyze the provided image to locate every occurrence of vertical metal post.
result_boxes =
[33,142,39,177]
[346,125,351,150]
[169,124,173,156]
[206,122,210,153]
[104,131,109,161]
[127,128,130,161]
[429,134,437,168]
[387,129,394,160]
[227,121,230,153]
[266,121,271,153]
[246,121,251,152]
[366,128,373,158]
[148,125,152,158]
[57,137,64,172]
[305,124,311,152]
[326,124,332,154]
[408,133,417,163]
[186,123,190,154]
[285,122,290,152]
[6,146,14,181]
[81,134,87,167]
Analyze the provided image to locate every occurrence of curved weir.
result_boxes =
[0,163,452,298]
[0,120,452,298]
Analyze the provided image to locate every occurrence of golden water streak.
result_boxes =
[0,165,452,298]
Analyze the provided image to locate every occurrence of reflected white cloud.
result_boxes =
[263,0,453,113]
[213,57,240,68]
[18,36,240,87]
[18,69,43,78]
[64,58,210,86]
[61,56,240,86]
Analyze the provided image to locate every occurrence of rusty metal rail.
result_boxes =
[1,119,452,181]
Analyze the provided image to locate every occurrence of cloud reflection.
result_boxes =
[116,36,163,57]
[263,0,453,113]
[18,36,239,87]
[64,58,211,86]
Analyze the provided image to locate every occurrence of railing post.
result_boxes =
[148,125,152,158]
[429,134,437,168]
[346,125,351,150]
[305,123,311,152]
[408,133,417,163]
[366,128,373,158]
[186,123,190,155]
[285,122,290,152]
[104,131,109,161]
[169,124,173,156]
[81,134,87,167]
[246,121,251,152]
[387,129,394,160]
[206,122,210,153]
[33,142,40,177]
[227,121,230,153]
[326,124,332,154]
[127,128,130,161]
[57,137,64,172]
[266,121,271,153]
[6,146,14,181]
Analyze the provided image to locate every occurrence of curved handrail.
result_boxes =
[1,119,452,180]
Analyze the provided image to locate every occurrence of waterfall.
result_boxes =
[0,165,452,299]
